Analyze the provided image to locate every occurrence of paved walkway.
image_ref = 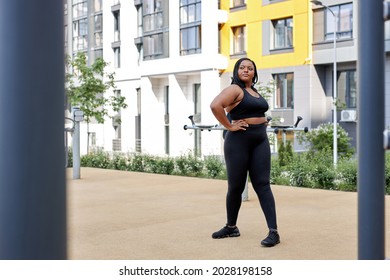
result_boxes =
[66,168,390,260]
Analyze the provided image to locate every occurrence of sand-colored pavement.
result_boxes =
[67,168,390,260]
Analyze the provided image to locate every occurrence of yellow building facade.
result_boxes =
[219,0,311,71]
[219,0,317,150]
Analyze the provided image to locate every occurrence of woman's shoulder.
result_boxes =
[221,84,244,100]
[222,84,245,109]
[230,83,243,90]
[224,84,244,94]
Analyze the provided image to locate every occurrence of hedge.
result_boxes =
[66,148,390,195]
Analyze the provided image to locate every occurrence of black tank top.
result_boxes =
[229,88,269,120]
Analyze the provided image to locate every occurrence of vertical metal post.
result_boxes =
[0,0,67,259]
[332,11,338,166]
[73,121,81,179]
[357,0,385,260]
[72,107,82,179]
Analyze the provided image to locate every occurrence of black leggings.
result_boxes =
[224,123,277,230]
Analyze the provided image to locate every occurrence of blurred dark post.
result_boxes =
[0,0,67,259]
[357,0,385,260]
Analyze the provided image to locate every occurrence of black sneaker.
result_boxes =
[212,225,240,239]
[260,230,280,247]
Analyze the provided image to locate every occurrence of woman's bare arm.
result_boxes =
[210,85,248,131]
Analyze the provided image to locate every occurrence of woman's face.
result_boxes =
[238,60,255,85]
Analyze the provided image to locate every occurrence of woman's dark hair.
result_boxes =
[231,58,259,90]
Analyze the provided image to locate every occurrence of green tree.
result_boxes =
[65,52,127,152]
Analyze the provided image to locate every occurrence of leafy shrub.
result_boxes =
[175,153,204,176]
[273,174,291,186]
[175,155,191,176]
[159,157,175,175]
[335,159,357,192]
[128,153,145,172]
[283,150,336,189]
[270,156,290,185]
[73,148,388,195]
[146,156,175,175]
[108,152,129,171]
[66,147,73,167]
[81,148,110,169]
[187,156,204,176]
[278,141,293,167]
[384,152,390,194]
[306,150,336,189]
[298,123,354,159]
[204,155,224,179]
[142,154,156,173]
[286,153,316,188]
[270,156,281,183]
[313,162,336,189]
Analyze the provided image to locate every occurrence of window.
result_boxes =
[142,0,168,59]
[232,0,245,7]
[95,32,103,48]
[232,25,246,55]
[90,132,96,147]
[180,0,202,55]
[114,47,121,68]
[180,0,201,24]
[325,3,353,41]
[94,49,103,60]
[143,0,163,32]
[73,18,88,51]
[337,70,356,108]
[272,18,293,49]
[73,18,88,36]
[94,14,103,47]
[180,26,202,55]
[113,11,120,42]
[143,33,163,57]
[137,5,143,37]
[95,14,102,32]
[72,0,87,18]
[274,73,294,109]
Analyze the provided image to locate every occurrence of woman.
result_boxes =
[210,58,280,247]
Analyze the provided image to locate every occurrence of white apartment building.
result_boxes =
[66,0,228,157]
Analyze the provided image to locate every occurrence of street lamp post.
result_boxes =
[311,1,338,165]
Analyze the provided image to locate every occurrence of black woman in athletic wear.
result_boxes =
[210,57,280,247]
